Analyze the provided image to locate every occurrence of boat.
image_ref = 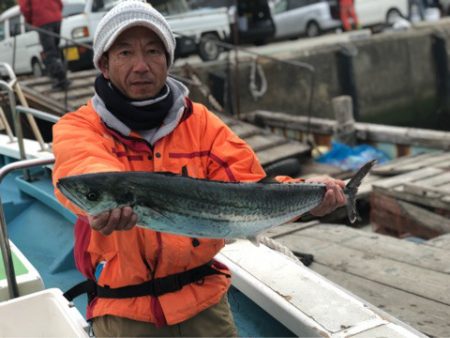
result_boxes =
[0,62,431,337]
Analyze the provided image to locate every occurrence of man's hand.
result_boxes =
[305,176,346,217]
[88,206,137,236]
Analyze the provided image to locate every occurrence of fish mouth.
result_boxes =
[57,180,90,213]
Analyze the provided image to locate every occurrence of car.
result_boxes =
[327,0,409,28]
[270,0,341,39]
[188,0,276,45]
[356,0,408,26]
[0,5,43,76]
[0,0,85,77]
[60,0,231,70]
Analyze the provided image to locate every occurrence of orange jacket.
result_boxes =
[52,98,266,325]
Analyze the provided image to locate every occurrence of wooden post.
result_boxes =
[332,95,356,146]
[13,82,46,151]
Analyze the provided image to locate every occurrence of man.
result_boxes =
[339,0,360,31]
[18,0,70,89]
[52,1,346,336]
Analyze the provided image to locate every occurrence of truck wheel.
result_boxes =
[305,21,320,38]
[198,33,221,61]
[31,59,43,77]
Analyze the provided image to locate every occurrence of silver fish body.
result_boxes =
[57,160,375,239]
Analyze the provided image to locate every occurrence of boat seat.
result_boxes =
[0,240,44,301]
[0,288,89,336]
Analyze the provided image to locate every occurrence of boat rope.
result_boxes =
[258,235,314,267]
[249,57,268,101]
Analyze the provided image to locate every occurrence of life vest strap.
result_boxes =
[64,261,230,301]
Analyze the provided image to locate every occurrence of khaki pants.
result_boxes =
[92,294,238,337]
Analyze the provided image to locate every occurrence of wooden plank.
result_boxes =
[263,221,319,238]
[402,184,450,210]
[397,153,450,172]
[256,142,310,167]
[372,167,443,189]
[244,134,287,152]
[29,76,96,94]
[409,171,450,187]
[294,224,450,273]
[355,123,450,150]
[376,184,450,212]
[313,264,450,338]
[51,87,95,101]
[370,192,450,238]
[20,69,99,87]
[425,233,450,250]
[273,235,450,305]
[20,85,72,116]
[434,158,450,169]
[248,110,335,135]
[229,123,261,138]
[249,110,450,150]
[371,152,445,176]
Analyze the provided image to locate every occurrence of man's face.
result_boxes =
[99,26,168,100]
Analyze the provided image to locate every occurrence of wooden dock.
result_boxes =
[16,71,311,171]
[265,221,450,338]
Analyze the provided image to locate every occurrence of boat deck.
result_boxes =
[264,221,450,338]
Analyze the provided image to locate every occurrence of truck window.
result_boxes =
[0,22,5,41]
[273,0,288,14]
[92,0,121,12]
[151,0,190,15]
[92,0,190,15]
[9,15,21,37]
[287,0,310,10]
[63,0,86,17]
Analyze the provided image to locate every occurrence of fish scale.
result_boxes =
[57,160,375,239]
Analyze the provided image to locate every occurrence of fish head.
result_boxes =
[57,172,133,216]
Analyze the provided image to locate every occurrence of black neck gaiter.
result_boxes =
[94,75,173,131]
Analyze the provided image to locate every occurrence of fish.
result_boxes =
[56,160,376,239]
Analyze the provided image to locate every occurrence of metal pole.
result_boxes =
[0,80,28,166]
[232,0,241,118]
[0,157,55,299]
[15,106,60,124]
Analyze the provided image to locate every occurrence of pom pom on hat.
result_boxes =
[93,0,176,69]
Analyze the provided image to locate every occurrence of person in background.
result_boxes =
[18,0,70,89]
[52,1,347,336]
[339,0,360,31]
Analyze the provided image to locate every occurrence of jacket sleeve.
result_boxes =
[18,0,32,24]
[52,106,126,215]
[198,104,303,184]
[198,105,266,183]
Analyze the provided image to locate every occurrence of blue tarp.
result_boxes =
[316,142,390,171]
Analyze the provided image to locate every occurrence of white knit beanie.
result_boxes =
[93,0,176,69]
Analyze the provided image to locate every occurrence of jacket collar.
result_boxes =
[92,76,189,146]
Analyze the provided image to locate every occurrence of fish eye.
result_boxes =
[86,191,99,201]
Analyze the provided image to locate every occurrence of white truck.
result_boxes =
[60,0,231,71]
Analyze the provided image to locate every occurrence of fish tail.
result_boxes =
[344,160,377,223]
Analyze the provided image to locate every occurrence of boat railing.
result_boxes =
[0,157,55,300]
[0,62,47,151]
